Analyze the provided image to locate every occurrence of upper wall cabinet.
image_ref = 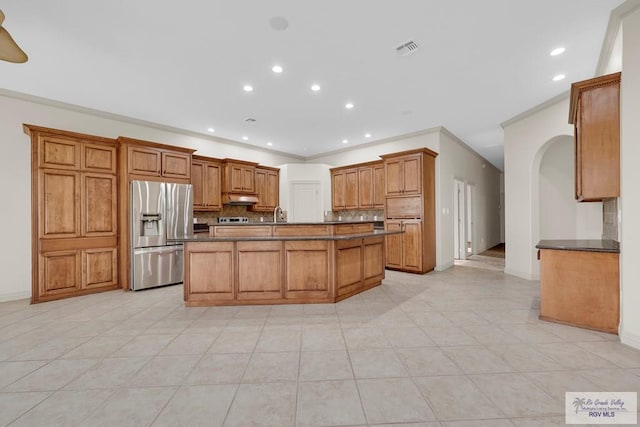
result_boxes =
[384,152,422,196]
[569,72,621,202]
[222,159,257,194]
[250,166,280,212]
[118,137,194,183]
[331,160,383,211]
[192,155,223,211]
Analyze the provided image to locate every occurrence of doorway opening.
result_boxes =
[453,179,466,260]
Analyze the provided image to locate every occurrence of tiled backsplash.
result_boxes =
[194,206,383,224]
[603,198,619,241]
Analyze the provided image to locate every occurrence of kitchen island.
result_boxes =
[172,221,402,306]
[536,239,620,333]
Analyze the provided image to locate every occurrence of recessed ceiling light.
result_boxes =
[242,136,248,141]
[345,103,354,109]
[311,84,321,92]
[342,139,349,144]
[266,142,273,146]
[207,128,215,133]
[552,74,566,82]
[243,85,254,92]
[550,47,566,56]
[364,133,371,138]
[272,65,283,73]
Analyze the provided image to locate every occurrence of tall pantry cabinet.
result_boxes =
[25,125,120,303]
[381,148,437,273]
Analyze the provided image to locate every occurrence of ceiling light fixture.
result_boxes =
[243,85,254,92]
[272,65,283,73]
[552,74,566,82]
[550,47,566,56]
[311,84,321,92]
[267,142,273,146]
[207,128,215,133]
[345,103,354,109]
[364,133,371,138]
[242,136,248,141]
[342,139,349,144]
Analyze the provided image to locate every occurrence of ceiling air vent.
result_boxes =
[395,40,419,56]
[244,117,256,123]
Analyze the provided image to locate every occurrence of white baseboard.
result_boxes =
[619,329,640,350]
[436,261,454,271]
[503,268,539,281]
[0,291,30,303]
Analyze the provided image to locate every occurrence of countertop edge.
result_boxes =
[535,239,620,253]
[170,229,402,243]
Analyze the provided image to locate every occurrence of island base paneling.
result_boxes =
[183,234,387,306]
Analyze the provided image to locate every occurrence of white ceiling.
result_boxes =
[0,1,624,170]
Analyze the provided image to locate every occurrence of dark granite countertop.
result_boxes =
[210,221,376,226]
[169,229,401,243]
[535,239,620,253]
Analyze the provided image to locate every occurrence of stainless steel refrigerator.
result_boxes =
[130,180,193,291]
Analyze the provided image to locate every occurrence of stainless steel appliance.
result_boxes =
[130,180,193,290]
[217,216,249,223]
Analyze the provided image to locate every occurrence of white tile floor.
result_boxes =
[0,267,639,426]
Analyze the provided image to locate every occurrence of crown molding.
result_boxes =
[596,0,640,76]
[0,88,305,161]
[500,91,570,129]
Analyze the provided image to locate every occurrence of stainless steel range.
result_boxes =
[218,216,249,223]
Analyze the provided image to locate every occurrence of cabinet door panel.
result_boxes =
[186,243,234,298]
[373,164,385,208]
[129,146,161,176]
[205,163,222,210]
[332,172,345,210]
[83,143,116,173]
[336,240,363,296]
[83,173,117,236]
[284,241,329,296]
[162,152,190,179]
[40,170,81,238]
[192,161,205,208]
[402,221,423,272]
[402,156,421,194]
[385,160,403,195]
[40,250,81,296]
[83,247,117,288]
[265,171,279,209]
[39,137,80,170]
[358,167,373,208]
[385,221,402,269]
[344,169,358,209]
[237,241,282,299]
[242,167,255,193]
[364,237,385,284]
[253,169,267,210]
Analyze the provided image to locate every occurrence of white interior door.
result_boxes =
[466,183,475,256]
[453,179,466,260]
[291,181,321,222]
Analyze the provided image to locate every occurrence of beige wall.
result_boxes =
[0,93,300,301]
[620,5,640,348]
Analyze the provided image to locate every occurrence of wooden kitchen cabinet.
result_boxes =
[119,137,193,182]
[331,167,358,210]
[223,159,257,194]
[26,124,121,303]
[250,166,279,212]
[385,219,423,272]
[384,152,422,195]
[373,163,385,208]
[184,242,235,302]
[569,72,620,202]
[382,148,437,273]
[539,247,619,333]
[192,155,222,211]
[335,239,364,297]
[237,241,283,300]
[284,240,330,301]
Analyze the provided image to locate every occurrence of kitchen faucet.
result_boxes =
[273,206,284,223]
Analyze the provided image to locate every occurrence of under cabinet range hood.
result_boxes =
[223,193,259,205]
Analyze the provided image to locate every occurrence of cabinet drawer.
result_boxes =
[273,225,330,237]
[386,196,422,218]
[334,223,373,235]
[211,225,272,237]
